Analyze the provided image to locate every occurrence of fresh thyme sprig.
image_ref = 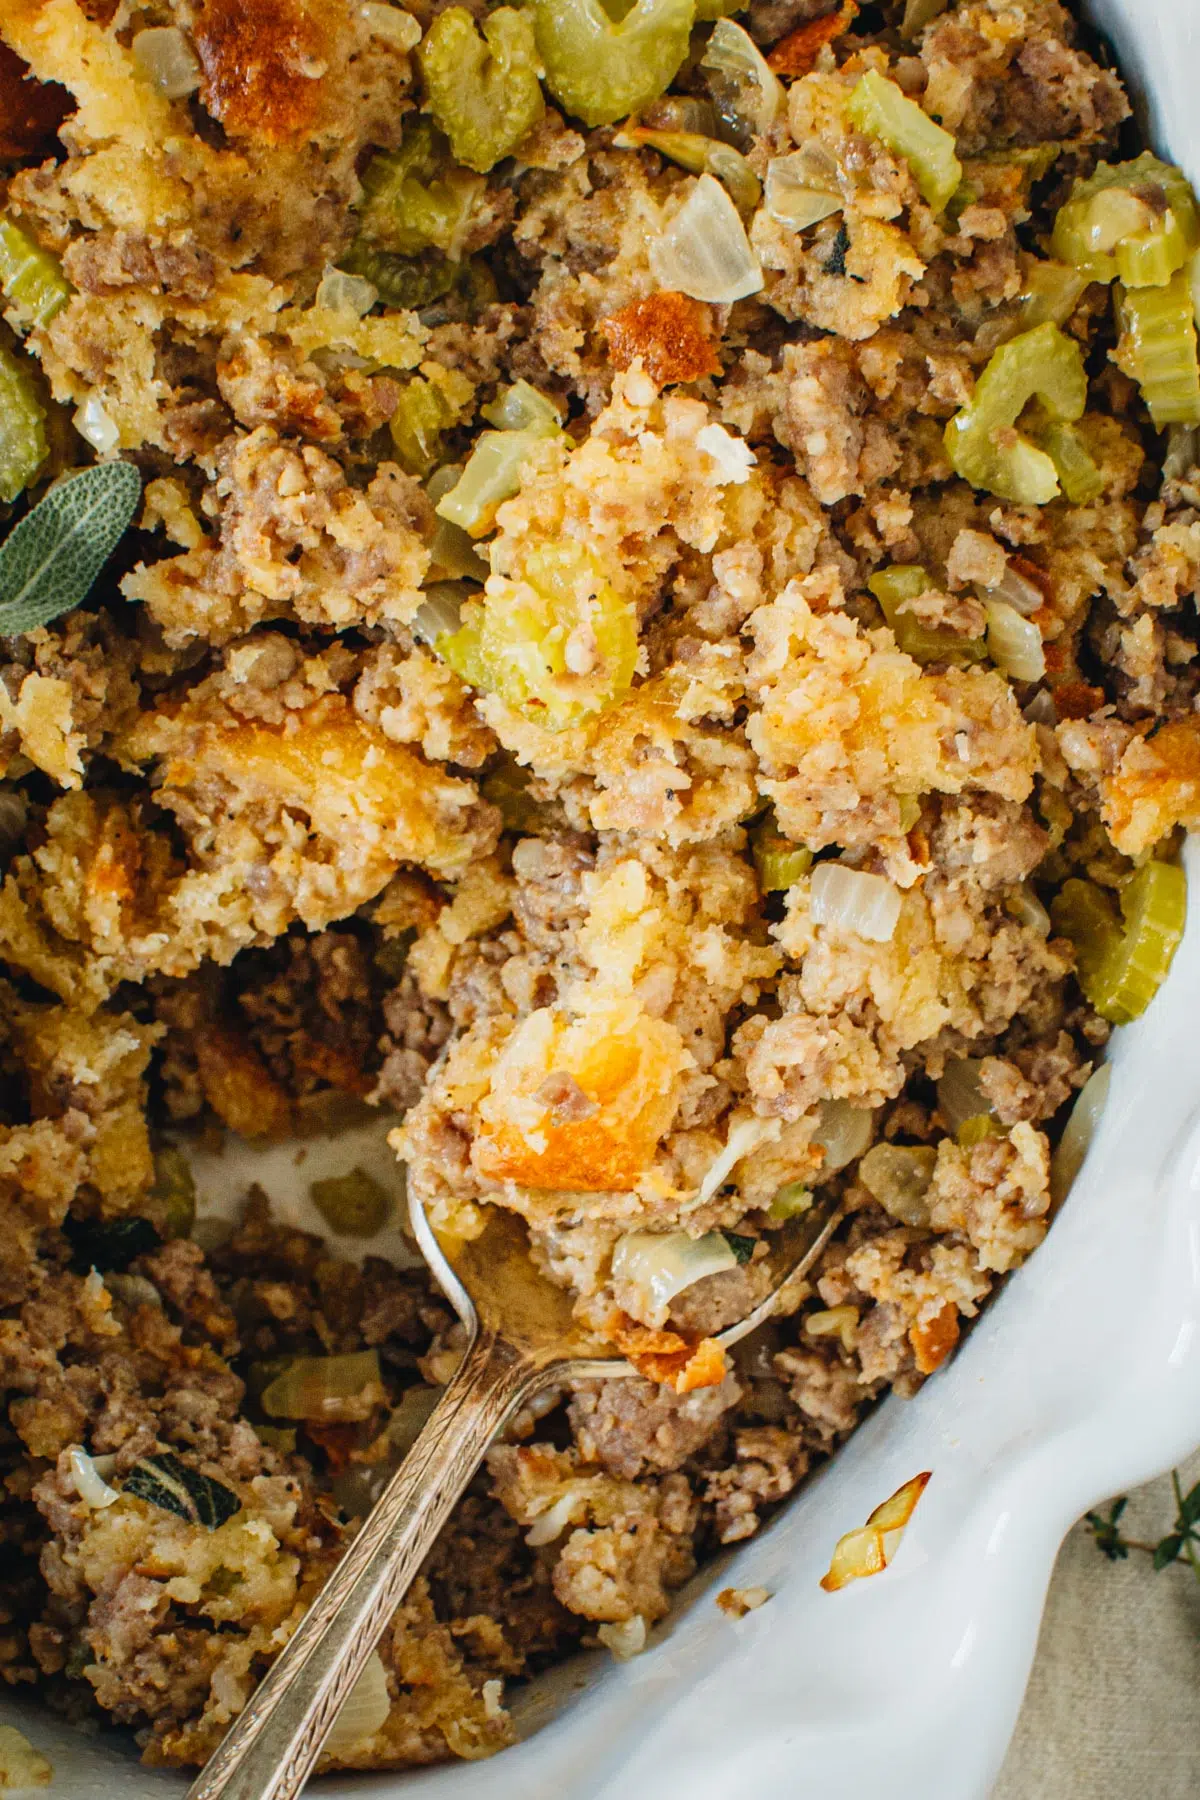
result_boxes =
[1085,1469,1200,1580]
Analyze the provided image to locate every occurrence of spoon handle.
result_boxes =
[185,1330,548,1800]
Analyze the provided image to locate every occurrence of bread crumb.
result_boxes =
[716,1585,771,1619]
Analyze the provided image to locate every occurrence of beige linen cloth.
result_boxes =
[992,1450,1200,1797]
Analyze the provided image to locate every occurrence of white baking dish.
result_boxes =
[7,2,1200,1793]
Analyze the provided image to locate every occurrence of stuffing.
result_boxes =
[0,0,1183,1775]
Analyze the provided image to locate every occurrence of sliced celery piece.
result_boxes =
[956,1114,1004,1148]
[419,7,544,175]
[439,542,638,730]
[944,322,1088,504]
[1051,153,1200,288]
[769,1180,813,1221]
[845,69,962,213]
[868,564,986,666]
[357,119,483,258]
[436,419,559,538]
[1033,419,1104,504]
[616,126,762,211]
[1012,258,1090,334]
[1115,272,1200,428]
[532,0,695,131]
[390,376,457,478]
[339,242,458,311]
[1051,861,1186,1024]
[0,219,71,331]
[480,380,562,434]
[0,342,48,502]
[751,810,812,891]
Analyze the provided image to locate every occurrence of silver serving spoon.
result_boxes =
[185,1190,840,1800]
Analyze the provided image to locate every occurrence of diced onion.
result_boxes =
[67,1445,119,1510]
[323,1651,392,1756]
[820,1471,931,1591]
[650,174,763,304]
[611,1228,738,1328]
[597,1615,648,1660]
[73,394,119,455]
[1050,1061,1110,1206]
[695,422,756,484]
[360,1,422,49]
[693,1114,781,1208]
[983,557,1045,616]
[412,580,473,646]
[810,863,902,942]
[985,598,1045,682]
[764,150,842,233]
[805,1304,859,1352]
[315,264,378,317]
[1005,882,1052,937]
[700,19,782,138]
[261,1350,385,1422]
[936,1058,992,1134]
[859,1144,937,1226]
[811,1098,874,1173]
[1164,423,1198,481]
[525,1486,590,1547]
[132,26,202,99]
[105,1273,163,1309]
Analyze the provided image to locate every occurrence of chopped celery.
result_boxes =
[481,380,562,434]
[1012,258,1090,334]
[426,464,490,580]
[845,69,962,213]
[419,7,544,175]
[751,810,812,891]
[944,321,1088,503]
[309,1167,391,1237]
[436,419,559,538]
[868,564,986,665]
[338,241,459,311]
[616,126,762,212]
[1051,860,1186,1024]
[0,219,70,331]
[357,118,484,259]
[1115,272,1200,428]
[150,1146,196,1240]
[956,1114,1004,1148]
[1033,419,1104,503]
[389,375,457,478]
[533,0,695,131]
[0,342,48,502]
[769,1180,813,1221]
[1051,153,1200,288]
[439,542,638,730]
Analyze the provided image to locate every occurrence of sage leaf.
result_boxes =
[122,1452,241,1530]
[0,460,141,638]
[723,1231,757,1265]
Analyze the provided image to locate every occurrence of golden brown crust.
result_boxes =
[191,0,333,145]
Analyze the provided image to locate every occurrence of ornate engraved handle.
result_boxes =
[185,1330,547,1800]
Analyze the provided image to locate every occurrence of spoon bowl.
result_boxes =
[186,1188,842,1800]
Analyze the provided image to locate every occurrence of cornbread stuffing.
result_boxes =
[0,0,1197,1773]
